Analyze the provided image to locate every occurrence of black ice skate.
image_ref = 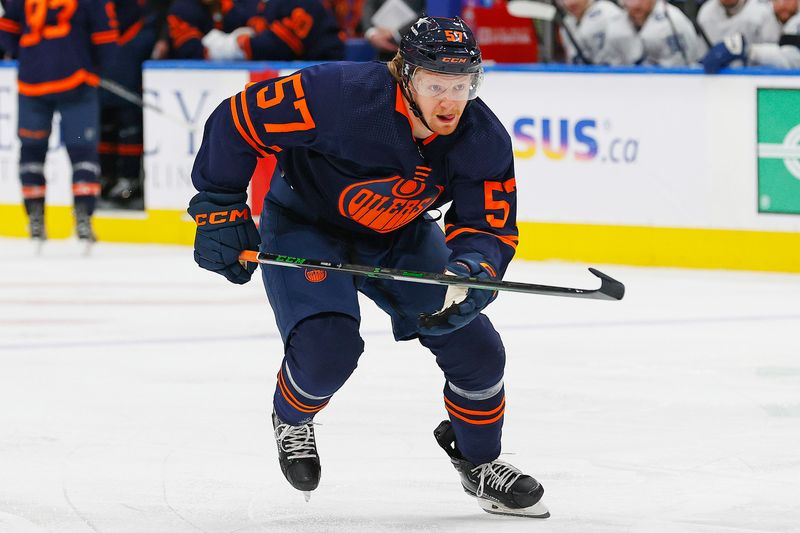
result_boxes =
[272,411,321,501]
[74,204,96,254]
[434,420,550,518]
[108,177,143,205]
[26,199,46,251]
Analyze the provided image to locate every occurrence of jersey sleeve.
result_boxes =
[241,0,341,60]
[0,0,21,56]
[656,10,699,67]
[443,128,519,277]
[602,16,645,65]
[750,20,800,69]
[90,0,120,70]
[192,65,336,194]
[167,0,207,58]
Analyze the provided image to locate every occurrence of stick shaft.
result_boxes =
[98,78,196,130]
[239,250,624,301]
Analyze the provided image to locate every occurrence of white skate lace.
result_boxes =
[472,460,523,498]
[274,422,318,460]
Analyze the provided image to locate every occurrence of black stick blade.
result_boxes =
[588,268,626,300]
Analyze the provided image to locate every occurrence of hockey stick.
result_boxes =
[238,250,625,301]
[661,0,692,65]
[98,78,197,131]
[689,12,712,48]
[507,0,593,64]
[506,0,557,21]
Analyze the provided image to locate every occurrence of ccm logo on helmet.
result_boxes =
[442,57,468,63]
[194,209,250,225]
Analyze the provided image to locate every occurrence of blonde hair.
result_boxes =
[387,52,404,84]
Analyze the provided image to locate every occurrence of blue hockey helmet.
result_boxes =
[400,16,483,74]
[399,16,484,101]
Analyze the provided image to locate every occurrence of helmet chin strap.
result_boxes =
[400,80,435,136]
[400,66,475,138]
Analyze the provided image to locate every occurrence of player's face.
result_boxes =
[773,0,799,23]
[410,70,472,135]
[624,0,656,28]
[562,0,591,18]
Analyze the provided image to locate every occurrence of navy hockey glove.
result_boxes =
[188,191,261,284]
[418,254,498,336]
[702,33,747,74]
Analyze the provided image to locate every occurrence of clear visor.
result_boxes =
[409,66,484,101]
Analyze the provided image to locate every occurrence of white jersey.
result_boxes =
[604,2,701,66]
[698,0,777,46]
[749,13,800,68]
[560,0,626,64]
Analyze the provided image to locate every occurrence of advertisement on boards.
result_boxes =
[143,69,249,210]
[481,72,710,228]
[757,88,800,215]
[143,66,284,213]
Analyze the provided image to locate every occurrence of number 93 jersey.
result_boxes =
[192,61,519,277]
[0,0,118,96]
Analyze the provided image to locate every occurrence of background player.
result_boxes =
[559,0,627,64]
[99,0,158,207]
[604,0,701,66]
[702,0,800,70]
[167,0,343,60]
[0,0,118,245]
[698,0,777,48]
[188,16,549,518]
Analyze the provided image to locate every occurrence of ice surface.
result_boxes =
[1,238,799,533]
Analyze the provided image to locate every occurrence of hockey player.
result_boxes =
[702,0,800,70]
[697,0,778,46]
[0,0,6,57]
[559,0,628,64]
[100,0,159,207]
[0,0,118,244]
[603,0,701,66]
[167,0,343,60]
[188,16,549,518]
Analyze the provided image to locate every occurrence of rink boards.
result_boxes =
[0,61,799,272]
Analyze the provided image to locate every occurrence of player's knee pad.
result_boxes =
[419,313,506,392]
[283,313,364,398]
[19,143,48,187]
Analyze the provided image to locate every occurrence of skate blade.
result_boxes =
[477,497,550,519]
[302,491,311,502]
[80,239,95,257]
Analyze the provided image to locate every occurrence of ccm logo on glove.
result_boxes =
[194,209,251,226]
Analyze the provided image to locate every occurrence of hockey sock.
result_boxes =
[19,142,47,200]
[67,144,101,215]
[420,314,507,465]
[443,384,505,465]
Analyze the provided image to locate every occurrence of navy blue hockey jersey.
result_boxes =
[167,0,342,60]
[0,0,118,95]
[240,0,343,60]
[192,62,518,275]
[114,0,153,41]
[167,0,241,59]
